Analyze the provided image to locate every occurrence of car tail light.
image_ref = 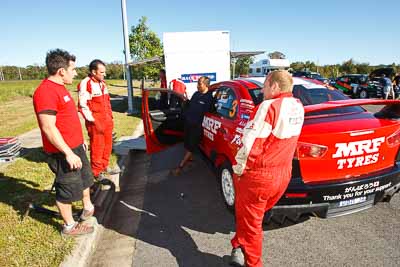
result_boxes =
[295,142,328,159]
[387,128,400,148]
[285,193,308,198]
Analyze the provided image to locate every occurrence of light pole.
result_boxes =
[121,0,134,114]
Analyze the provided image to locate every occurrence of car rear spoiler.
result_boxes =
[304,99,400,119]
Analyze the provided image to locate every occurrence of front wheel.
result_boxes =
[219,162,235,211]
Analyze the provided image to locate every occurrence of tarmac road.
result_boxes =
[96,144,399,267]
[92,104,400,267]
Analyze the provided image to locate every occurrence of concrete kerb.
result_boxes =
[60,120,145,267]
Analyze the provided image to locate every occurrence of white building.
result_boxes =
[249,58,290,77]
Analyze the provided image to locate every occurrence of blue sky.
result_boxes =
[1,0,399,67]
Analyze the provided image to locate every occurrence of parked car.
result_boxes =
[364,67,398,99]
[334,74,369,98]
[293,71,329,84]
[141,77,400,223]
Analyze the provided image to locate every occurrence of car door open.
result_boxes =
[142,88,187,153]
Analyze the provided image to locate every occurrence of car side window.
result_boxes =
[212,87,238,119]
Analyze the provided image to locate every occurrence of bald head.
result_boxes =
[263,70,293,100]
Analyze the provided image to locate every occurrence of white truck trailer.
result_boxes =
[163,31,231,98]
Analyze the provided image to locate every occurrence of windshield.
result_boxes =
[293,85,364,116]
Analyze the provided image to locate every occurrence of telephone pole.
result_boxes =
[121,0,134,114]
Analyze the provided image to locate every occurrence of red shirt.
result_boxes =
[170,79,187,95]
[33,79,84,153]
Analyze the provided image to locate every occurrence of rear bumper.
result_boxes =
[272,163,400,218]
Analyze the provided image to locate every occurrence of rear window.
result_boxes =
[293,85,364,116]
[246,80,364,116]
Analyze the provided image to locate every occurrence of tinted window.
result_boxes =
[248,88,264,105]
[212,87,238,119]
[293,85,364,116]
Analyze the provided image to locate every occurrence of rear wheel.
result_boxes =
[219,162,235,211]
[359,89,368,99]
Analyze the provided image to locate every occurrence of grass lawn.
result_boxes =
[0,79,142,267]
[0,79,147,137]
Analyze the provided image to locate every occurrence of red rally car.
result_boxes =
[141,77,400,221]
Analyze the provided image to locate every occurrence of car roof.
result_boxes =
[242,76,325,89]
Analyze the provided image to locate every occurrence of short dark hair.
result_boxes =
[89,59,106,73]
[46,49,76,75]
[199,76,210,87]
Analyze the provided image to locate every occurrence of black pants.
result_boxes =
[47,145,94,204]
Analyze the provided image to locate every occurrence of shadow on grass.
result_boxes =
[20,147,48,163]
[110,94,142,119]
[0,172,60,230]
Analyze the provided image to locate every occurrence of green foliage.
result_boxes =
[233,56,254,77]
[0,63,125,81]
[129,16,163,80]
[290,59,397,78]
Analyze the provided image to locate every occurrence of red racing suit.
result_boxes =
[231,92,304,267]
[78,76,113,177]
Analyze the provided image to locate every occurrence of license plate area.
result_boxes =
[339,196,367,207]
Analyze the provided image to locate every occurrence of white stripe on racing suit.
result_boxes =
[233,92,304,176]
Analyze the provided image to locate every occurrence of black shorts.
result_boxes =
[184,123,202,153]
[47,145,94,204]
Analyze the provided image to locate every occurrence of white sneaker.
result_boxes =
[230,247,245,266]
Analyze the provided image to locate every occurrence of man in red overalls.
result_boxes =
[230,70,304,267]
[78,59,114,179]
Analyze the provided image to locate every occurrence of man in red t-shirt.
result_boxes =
[33,49,95,237]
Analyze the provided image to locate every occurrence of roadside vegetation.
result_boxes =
[0,79,143,266]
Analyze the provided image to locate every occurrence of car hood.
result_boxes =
[369,67,395,79]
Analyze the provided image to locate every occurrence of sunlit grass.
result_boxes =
[0,79,141,266]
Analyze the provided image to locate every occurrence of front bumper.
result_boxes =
[272,163,400,219]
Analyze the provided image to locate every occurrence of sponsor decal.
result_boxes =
[231,134,242,146]
[241,113,250,120]
[240,103,254,109]
[63,95,71,103]
[181,72,217,84]
[332,137,384,169]
[202,116,221,141]
[235,127,243,134]
[240,99,253,104]
[239,120,247,127]
[322,181,392,201]
[289,116,303,125]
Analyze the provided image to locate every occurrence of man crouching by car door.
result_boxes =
[229,70,304,267]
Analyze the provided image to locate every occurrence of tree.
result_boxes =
[268,51,286,59]
[233,56,254,77]
[340,59,357,74]
[129,16,163,80]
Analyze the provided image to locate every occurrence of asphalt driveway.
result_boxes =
[94,143,400,267]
